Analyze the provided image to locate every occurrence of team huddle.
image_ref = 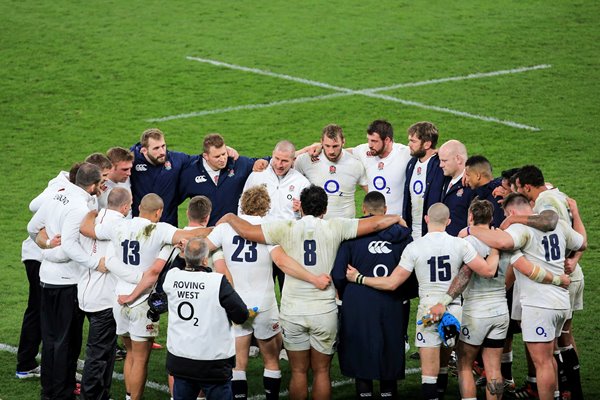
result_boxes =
[16,120,587,400]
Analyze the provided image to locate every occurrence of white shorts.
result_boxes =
[280,309,338,355]
[460,312,509,346]
[521,305,568,343]
[234,306,281,340]
[511,283,522,321]
[113,301,159,341]
[415,303,462,348]
[568,279,584,319]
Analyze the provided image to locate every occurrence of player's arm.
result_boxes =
[218,276,249,325]
[34,228,61,250]
[213,253,235,286]
[217,213,266,243]
[567,197,587,250]
[346,264,412,291]
[499,210,558,231]
[79,210,99,239]
[62,208,102,269]
[505,264,516,290]
[117,258,168,305]
[511,255,570,288]
[359,185,368,192]
[429,265,474,319]
[464,248,499,278]
[356,214,407,237]
[271,246,331,290]
[172,226,213,244]
[467,226,515,250]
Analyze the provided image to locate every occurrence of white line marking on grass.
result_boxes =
[151,57,546,130]
[1,343,170,394]
[363,64,552,92]
[148,92,353,122]
[186,56,356,93]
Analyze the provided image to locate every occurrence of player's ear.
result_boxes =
[424,215,430,225]
[446,218,451,227]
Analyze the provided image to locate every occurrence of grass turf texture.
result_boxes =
[1,0,599,398]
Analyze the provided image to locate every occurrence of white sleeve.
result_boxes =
[561,221,584,252]
[461,239,478,264]
[42,247,70,263]
[27,205,48,241]
[505,224,530,250]
[106,256,143,284]
[62,207,99,269]
[357,163,368,187]
[207,224,225,248]
[95,218,118,241]
[399,243,417,272]
[294,154,308,175]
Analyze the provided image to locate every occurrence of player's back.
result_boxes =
[402,231,476,304]
[262,215,358,315]
[462,235,508,317]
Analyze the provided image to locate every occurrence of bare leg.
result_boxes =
[526,340,557,400]
[121,336,133,396]
[287,350,310,400]
[128,339,153,400]
[310,348,333,400]
[482,346,504,400]
[457,341,479,399]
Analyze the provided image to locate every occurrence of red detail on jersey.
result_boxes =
[146,324,155,331]
[164,161,172,171]
[378,162,384,170]
[272,322,280,331]
[417,166,422,175]
[329,165,336,174]
[228,169,235,177]
[289,185,295,192]
[366,151,374,157]
[457,188,464,197]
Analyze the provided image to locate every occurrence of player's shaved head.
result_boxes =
[502,192,532,212]
[241,185,271,217]
[439,140,467,160]
[184,238,209,269]
[426,203,450,226]
[465,155,493,179]
[362,191,386,215]
[107,187,132,209]
[139,193,164,213]
[75,162,102,188]
[274,140,296,156]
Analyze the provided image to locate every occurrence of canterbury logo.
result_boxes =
[368,241,391,254]
[135,164,147,172]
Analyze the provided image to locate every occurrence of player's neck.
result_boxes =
[418,149,436,163]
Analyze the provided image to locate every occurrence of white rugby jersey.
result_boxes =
[208,215,276,312]
[164,269,235,360]
[27,185,99,285]
[241,165,310,221]
[97,178,132,217]
[462,235,508,317]
[78,208,123,312]
[409,157,431,240]
[506,221,583,310]
[97,216,177,306]
[534,188,583,281]
[399,231,477,306]
[294,150,368,219]
[262,215,359,315]
[354,142,411,216]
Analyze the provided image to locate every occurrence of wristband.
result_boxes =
[529,264,547,283]
[440,294,453,306]
[551,275,562,286]
[45,239,51,248]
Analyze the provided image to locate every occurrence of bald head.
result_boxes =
[271,140,296,176]
[139,193,164,214]
[107,188,132,211]
[426,203,450,228]
[438,140,468,179]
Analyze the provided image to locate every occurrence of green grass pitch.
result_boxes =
[1,0,598,398]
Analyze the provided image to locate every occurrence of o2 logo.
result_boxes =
[461,326,470,339]
[412,180,424,195]
[372,264,389,277]
[536,327,547,338]
[373,176,391,194]
[324,179,341,195]
[416,332,425,343]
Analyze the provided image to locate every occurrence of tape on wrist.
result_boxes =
[551,275,562,286]
[440,294,453,306]
[45,239,51,248]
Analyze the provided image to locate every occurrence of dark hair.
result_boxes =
[407,121,439,149]
[501,167,520,181]
[502,192,530,210]
[469,197,493,225]
[300,185,328,217]
[187,196,212,222]
[85,153,112,170]
[322,124,344,141]
[69,162,82,184]
[203,133,225,154]
[363,191,386,213]
[516,165,545,188]
[465,155,493,177]
[107,147,134,164]
[75,162,102,188]
[367,120,393,141]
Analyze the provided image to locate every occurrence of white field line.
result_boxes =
[148,92,353,122]
[151,57,547,130]
[2,342,420,397]
[362,64,552,92]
